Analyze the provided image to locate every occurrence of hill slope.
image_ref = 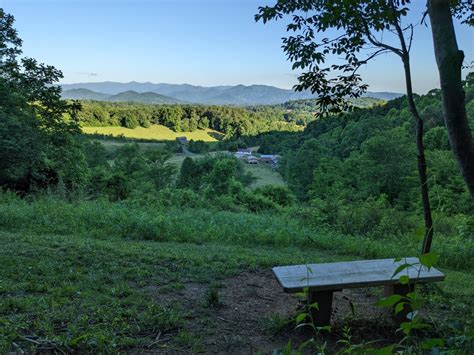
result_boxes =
[61,89,181,104]
[61,88,110,101]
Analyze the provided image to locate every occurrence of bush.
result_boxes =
[237,191,279,212]
[255,185,295,207]
[157,188,205,209]
[188,140,209,154]
[120,115,139,129]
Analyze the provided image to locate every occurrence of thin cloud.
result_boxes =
[76,72,99,77]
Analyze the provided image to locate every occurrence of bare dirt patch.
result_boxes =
[146,269,400,353]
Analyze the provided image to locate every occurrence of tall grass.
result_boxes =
[0,193,472,271]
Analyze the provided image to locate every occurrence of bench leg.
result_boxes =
[308,290,333,327]
[384,284,415,322]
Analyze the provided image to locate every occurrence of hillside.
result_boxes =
[107,90,182,104]
[62,89,181,104]
[61,88,109,101]
[60,81,403,105]
[281,96,385,111]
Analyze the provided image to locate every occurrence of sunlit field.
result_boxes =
[82,124,220,142]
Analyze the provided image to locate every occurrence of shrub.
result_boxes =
[255,185,295,207]
[238,191,279,212]
[157,188,205,209]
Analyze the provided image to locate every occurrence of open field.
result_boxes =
[82,125,221,142]
[0,198,472,353]
[167,152,285,189]
[243,162,285,188]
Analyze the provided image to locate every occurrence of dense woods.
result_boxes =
[74,101,303,136]
[73,97,383,136]
[244,81,474,242]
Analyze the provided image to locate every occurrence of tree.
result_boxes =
[144,149,176,191]
[177,157,200,190]
[0,8,87,191]
[256,0,435,253]
[427,0,474,198]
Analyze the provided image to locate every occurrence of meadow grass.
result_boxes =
[0,196,472,352]
[243,162,285,188]
[82,125,219,142]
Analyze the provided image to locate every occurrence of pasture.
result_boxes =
[82,125,220,142]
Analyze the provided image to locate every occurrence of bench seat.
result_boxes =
[272,257,445,326]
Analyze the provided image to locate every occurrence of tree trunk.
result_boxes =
[402,54,435,254]
[428,0,474,198]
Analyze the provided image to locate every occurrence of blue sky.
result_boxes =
[2,0,473,93]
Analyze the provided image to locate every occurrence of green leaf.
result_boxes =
[420,252,439,269]
[414,226,425,241]
[309,302,319,310]
[316,325,332,332]
[399,275,410,285]
[394,302,405,315]
[392,263,413,278]
[349,300,355,317]
[376,294,402,308]
[400,321,412,335]
[420,338,444,350]
[373,344,395,355]
[295,313,307,324]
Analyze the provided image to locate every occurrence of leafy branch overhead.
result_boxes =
[256,0,420,114]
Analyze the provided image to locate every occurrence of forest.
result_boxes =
[1,2,474,354]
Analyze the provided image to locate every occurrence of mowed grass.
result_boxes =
[82,124,220,142]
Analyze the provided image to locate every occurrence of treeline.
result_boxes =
[244,78,474,240]
[278,96,384,112]
[73,98,385,137]
[74,101,306,136]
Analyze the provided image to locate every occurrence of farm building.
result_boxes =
[260,154,277,163]
[234,148,253,159]
[246,156,259,164]
[237,148,252,155]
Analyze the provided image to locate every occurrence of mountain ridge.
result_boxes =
[61,88,182,104]
[60,81,403,105]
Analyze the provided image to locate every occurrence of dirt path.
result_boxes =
[148,270,398,353]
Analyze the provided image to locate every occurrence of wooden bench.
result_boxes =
[272,258,445,326]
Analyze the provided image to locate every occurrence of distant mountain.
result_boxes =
[362,92,403,100]
[61,89,181,104]
[61,88,109,101]
[60,81,403,105]
[107,91,182,104]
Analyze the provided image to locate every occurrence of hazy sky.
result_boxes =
[2,0,473,93]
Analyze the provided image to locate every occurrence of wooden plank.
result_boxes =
[272,258,445,293]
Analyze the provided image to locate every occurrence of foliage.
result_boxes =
[76,100,303,137]
[0,10,87,192]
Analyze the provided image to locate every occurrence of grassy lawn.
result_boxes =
[99,139,167,150]
[0,230,339,353]
[243,162,285,188]
[0,198,473,353]
[82,125,220,142]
